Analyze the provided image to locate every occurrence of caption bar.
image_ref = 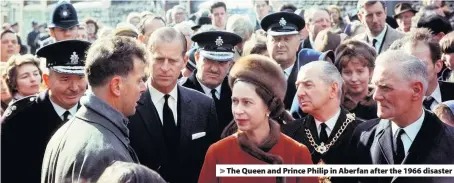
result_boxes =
[216,165,454,177]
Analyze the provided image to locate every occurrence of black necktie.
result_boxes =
[372,39,378,48]
[63,111,70,122]
[423,96,435,110]
[163,94,176,130]
[211,89,218,103]
[393,128,406,164]
[319,123,329,144]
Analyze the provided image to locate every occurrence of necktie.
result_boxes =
[211,89,218,103]
[319,123,329,144]
[62,111,70,122]
[372,39,378,48]
[423,96,435,110]
[163,94,176,130]
[393,128,406,164]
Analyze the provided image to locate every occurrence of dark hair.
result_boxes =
[314,29,342,52]
[440,32,454,54]
[253,0,269,5]
[85,18,99,35]
[97,161,165,183]
[357,0,386,13]
[1,30,15,39]
[85,36,148,88]
[5,54,42,96]
[138,15,166,35]
[210,1,226,13]
[279,3,297,13]
[148,27,187,57]
[402,28,441,63]
[335,40,376,72]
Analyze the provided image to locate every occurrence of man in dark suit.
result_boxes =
[128,27,220,183]
[349,50,454,183]
[261,12,306,109]
[181,31,241,132]
[301,7,331,49]
[282,61,362,183]
[1,40,89,183]
[399,28,454,110]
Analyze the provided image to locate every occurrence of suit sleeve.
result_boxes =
[296,144,318,183]
[208,99,221,141]
[198,144,219,183]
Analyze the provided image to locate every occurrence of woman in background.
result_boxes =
[335,40,377,120]
[198,55,316,183]
[4,54,42,102]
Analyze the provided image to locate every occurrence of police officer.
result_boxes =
[1,40,90,183]
[40,1,79,47]
[181,31,241,133]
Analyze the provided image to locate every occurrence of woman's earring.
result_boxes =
[266,113,270,117]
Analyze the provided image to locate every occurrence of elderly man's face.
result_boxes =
[267,34,300,68]
[307,10,331,39]
[396,11,415,32]
[371,66,415,120]
[359,1,387,37]
[296,67,336,114]
[195,54,231,89]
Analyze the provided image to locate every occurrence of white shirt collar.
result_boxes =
[49,98,78,120]
[149,82,178,104]
[430,83,442,105]
[284,64,295,81]
[314,108,341,136]
[196,76,222,99]
[391,109,425,143]
[369,24,387,41]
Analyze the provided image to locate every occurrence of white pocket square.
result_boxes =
[192,132,206,140]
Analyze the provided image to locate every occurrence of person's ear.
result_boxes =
[330,82,339,99]
[435,59,444,74]
[138,34,145,44]
[42,73,50,89]
[194,52,200,64]
[109,76,122,97]
[49,29,55,39]
[412,81,425,100]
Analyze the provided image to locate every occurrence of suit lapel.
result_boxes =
[136,89,167,155]
[402,111,442,164]
[305,115,321,143]
[376,119,394,164]
[188,70,204,93]
[177,86,195,151]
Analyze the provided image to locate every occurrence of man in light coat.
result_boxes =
[41,36,158,183]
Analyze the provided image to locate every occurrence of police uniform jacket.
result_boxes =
[1,91,68,183]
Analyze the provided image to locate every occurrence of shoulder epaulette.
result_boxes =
[2,96,38,120]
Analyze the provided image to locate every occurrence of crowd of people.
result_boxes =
[2,0,454,183]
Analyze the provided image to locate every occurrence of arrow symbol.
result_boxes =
[220,169,225,173]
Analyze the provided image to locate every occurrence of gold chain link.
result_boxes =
[305,113,356,154]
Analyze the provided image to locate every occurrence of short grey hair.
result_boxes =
[304,7,329,24]
[300,61,344,100]
[226,15,254,41]
[148,27,187,57]
[375,50,429,93]
[174,21,194,36]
